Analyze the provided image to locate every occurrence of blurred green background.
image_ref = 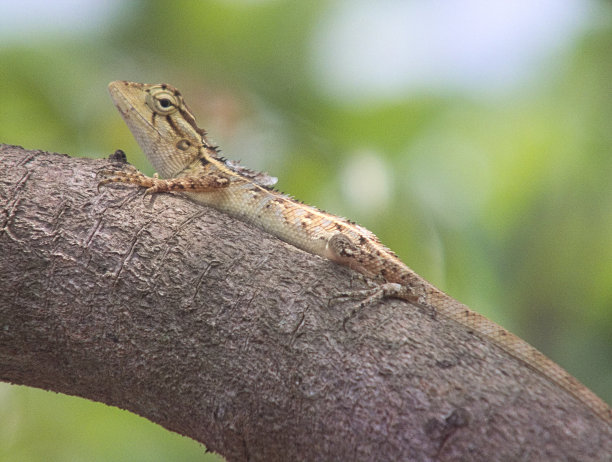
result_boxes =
[1,1,611,460]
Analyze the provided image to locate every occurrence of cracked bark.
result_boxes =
[0,144,610,461]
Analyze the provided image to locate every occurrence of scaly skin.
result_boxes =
[100,80,611,424]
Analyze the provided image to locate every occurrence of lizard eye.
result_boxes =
[146,87,179,115]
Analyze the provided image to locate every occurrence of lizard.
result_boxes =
[98,80,612,424]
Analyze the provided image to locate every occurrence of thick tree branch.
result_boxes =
[0,144,609,461]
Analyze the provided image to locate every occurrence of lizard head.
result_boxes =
[108,80,207,178]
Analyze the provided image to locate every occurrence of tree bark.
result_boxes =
[0,144,609,461]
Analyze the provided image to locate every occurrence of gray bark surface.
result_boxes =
[0,144,610,461]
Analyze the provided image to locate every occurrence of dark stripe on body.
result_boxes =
[165,115,182,137]
[178,107,206,137]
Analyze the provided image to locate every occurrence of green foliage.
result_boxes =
[0,386,221,462]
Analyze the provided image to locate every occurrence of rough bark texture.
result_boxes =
[0,144,610,461]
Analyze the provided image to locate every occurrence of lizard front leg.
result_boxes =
[98,168,230,195]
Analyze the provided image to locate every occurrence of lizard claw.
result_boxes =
[331,286,387,310]
[331,283,419,309]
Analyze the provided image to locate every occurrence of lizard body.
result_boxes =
[100,80,611,424]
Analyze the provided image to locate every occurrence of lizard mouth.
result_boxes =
[108,82,136,117]
[108,81,157,132]
[108,81,130,111]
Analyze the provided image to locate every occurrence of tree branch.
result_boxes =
[0,144,609,461]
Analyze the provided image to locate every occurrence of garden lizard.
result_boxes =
[99,80,611,424]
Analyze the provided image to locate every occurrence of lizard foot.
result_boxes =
[98,168,231,195]
[332,283,425,329]
[96,168,153,193]
[331,283,414,330]
[331,282,420,309]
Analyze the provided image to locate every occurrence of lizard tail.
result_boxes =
[424,285,612,424]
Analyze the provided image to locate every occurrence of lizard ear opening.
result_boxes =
[176,139,192,151]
